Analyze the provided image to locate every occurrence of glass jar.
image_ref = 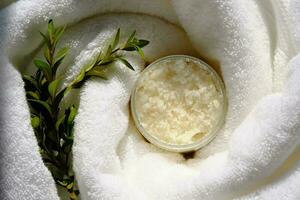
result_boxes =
[131,55,227,152]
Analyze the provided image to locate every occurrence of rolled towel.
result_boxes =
[0,0,299,199]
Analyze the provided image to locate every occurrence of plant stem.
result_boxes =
[24,20,149,200]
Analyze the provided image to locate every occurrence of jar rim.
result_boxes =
[130,55,227,153]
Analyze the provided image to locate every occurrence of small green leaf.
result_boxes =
[39,31,51,49]
[41,77,47,86]
[23,75,38,90]
[86,67,108,80]
[85,56,99,73]
[34,59,49,69]
[52,47,69,74]
[52,58,64,75]
[57,180,69,187]
[122,30,137,51]
[44,48,51,64]
[34,59,52,81]
[126,30,136,44]
[66,182,74,190]
[48,19,54,31]
[116,57,135,71]
[48,19,54,43]
[28,99,52,116]
[64,86,72,96]
[26,91,40,100]
[48,79,60,98]
[55,115,65,130]
[72,69,85,85]
[104,45,112,60]
[135,46,145,60]
[96,51,103,63]
[99,58,114,66]
[136,39,149,48]
[31,115,40,128]
[55,47,69,62]
[54,26,66,45]
[35,70,44,85]
[67,105,77,125]
[122,46,136,51]
[112,28,120,49]
[69,192,77,200]
[52,87,68,109]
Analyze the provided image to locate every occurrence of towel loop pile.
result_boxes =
[1,0,300,199]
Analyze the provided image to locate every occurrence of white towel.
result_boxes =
[0,0,300,199]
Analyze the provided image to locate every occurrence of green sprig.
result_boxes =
[23,20,149,200]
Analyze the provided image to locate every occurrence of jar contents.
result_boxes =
[131,55,226,151]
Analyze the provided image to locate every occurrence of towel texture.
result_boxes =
[0,0,300,199]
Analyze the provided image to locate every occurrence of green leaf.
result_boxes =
[26,91,40,100]
[72,69,85,85]
[112,28,120,49]
[41,77,47,86]
[116,57,135,71]
[85,56,99,73]
[55,47,69,62]
[122,30,137,51]
[31,115,40,128]
[23,75,38,90]
[67,105,77,125]
[69,191,77,200]
[66,182,74,190]
[104,45,112,61]
[123,40,149,52]
[39,31,51,49]
[122,46,136,51]
[48,19,54,32]
[52,87,67,109]
[48,79,60,98]
[34,59,52,81]
[35,69,42,81]
[55,115,65,130]
[63,86,72,97]
[52,47,69,74]
[52,58,63,75]
[135,46,145,60]
[57,180,69,187]
[48,19,54,42]
[99,58,114,66]
[95,51,103,63]
[54,26,66,45]
[28,99,52,116]
[126,30,136,44]
[136,39,149,48]
[86,67,108,80]
[44,47,51,64]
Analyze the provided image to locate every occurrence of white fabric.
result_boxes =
[0,0,300,199]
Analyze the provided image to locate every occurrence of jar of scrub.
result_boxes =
[131,55,227,152]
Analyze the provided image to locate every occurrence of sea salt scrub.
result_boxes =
[131,55,226,152]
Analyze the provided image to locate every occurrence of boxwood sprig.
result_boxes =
[23,19,149,200]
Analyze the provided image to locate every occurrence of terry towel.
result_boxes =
[0,0,300,199]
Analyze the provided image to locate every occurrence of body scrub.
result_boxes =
[131,55,227,152]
